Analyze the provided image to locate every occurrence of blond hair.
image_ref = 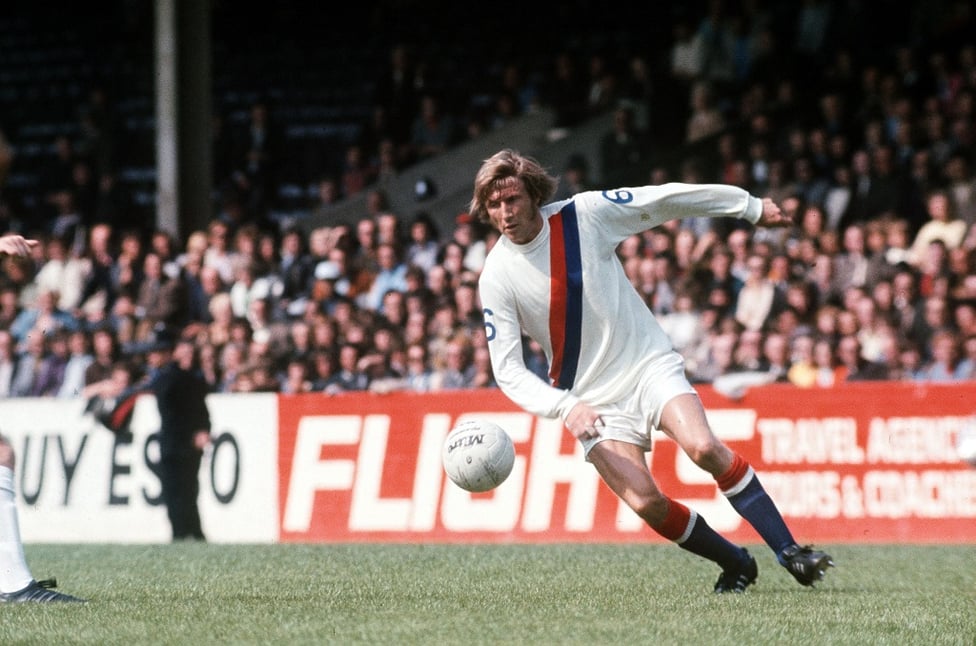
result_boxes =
[469,149,558,224]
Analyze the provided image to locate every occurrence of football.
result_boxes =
[442,419,516,492]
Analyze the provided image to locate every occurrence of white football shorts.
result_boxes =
[579,352,697,460]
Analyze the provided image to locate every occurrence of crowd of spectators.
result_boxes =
[1,1,976,402]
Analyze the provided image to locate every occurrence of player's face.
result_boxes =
[484,177,542,245]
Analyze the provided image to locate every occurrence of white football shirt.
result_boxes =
[479,183,762,420]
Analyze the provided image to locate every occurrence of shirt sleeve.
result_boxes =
[479,272,580,421]
[575,183,762,243]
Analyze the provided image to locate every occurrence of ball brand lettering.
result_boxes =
[447,434,484,453]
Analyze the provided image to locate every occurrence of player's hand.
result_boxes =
[0,234,38,256]
[566,402,605,440]
[755,198,792,228]
[194,431,211,451]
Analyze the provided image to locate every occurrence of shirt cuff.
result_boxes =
[743,195,763,224]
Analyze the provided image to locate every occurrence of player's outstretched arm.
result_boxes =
[755,198,792,228]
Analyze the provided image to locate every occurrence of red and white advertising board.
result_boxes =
[6,383,975,544]
[277,384,976,544]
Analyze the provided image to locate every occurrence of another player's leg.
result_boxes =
[0,435,85,603]
[588,439,757,593]
[659,394,834,587]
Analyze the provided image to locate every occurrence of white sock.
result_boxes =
[0,466,34,592]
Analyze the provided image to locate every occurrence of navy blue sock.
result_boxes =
[718,454,795,562]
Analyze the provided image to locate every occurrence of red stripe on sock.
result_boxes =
[716,454,750,492]
[657,499,692,541]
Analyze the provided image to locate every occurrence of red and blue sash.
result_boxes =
[547,202,583,389]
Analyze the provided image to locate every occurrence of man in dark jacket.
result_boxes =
[144,328,212,541]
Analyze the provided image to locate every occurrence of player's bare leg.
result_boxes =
[659,394,834,587]
[588,439,757,592]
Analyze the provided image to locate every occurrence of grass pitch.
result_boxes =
[1,543,973,645]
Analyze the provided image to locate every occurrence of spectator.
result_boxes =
[30,330,69,397]
[215,341,247,393]
[203,219,235,286]
[276,227,314,306]
[339,144,374,198]
[806,336,844,386]
[360,242,408,313]
[32,236,88,313]
[379,289,407,330]
[955,333,976,379]
[836,334,890,381]
[309,176,341,221]
[944,153,976,226]
[351,217,380,281]
[280,358,313,394]
[450,213,488,274]
[231,101,280,217]
[323,343,369,394]
[306,349,336,391]
[731,328,764,372]
[0,330,16,398]
[404,212,440,273]
[469,344,495,389]
[907,189,967,266]
[435,243,466,288]
[690,330,738,383]
[180,251,211,326]
[541,51,589,131]
[600,105,648,188]
[227,260,262,320]
[399,342,434,392]
[11,333,49,397]
[9,289,77,344]
[760,331,791,382]
[823,165,853,231]
[786,333,817,387]
[882,218,914,267]
[84,325,119,386]
[892,339,926,381]
[452,280,482,333]
[553,153,593,201]
[828,223,890,302]
[410,94,458,162]
[205,292,234,350]
[0,285,23,331]
[734,254,781,332]
[696,244,743,317]
[429,333,474,391]
[686,81,725,143]
[660,290,706,358]
[852,293,890,364]
[919,328,966,381]
[57,329,94,398]
[134,251,190,330]
[670,19,703,86]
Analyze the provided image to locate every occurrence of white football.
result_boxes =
[957,419,976,467]
[442,419,515,492]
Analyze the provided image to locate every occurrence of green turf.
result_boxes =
[1,543,973,645]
